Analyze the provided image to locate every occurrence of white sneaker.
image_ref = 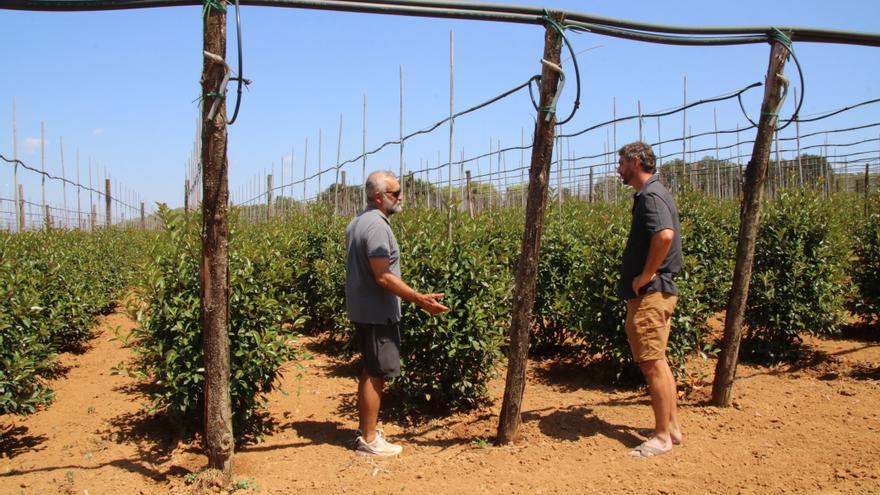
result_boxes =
[355,431,403,457]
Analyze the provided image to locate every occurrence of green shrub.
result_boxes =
[132,207,306,437]
[743,190,851,362]
[391,209,511,413]
[0,228,142,415]
[852,192,880,320]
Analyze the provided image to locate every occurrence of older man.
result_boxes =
[616,141,684,458]
[345,170,448,456]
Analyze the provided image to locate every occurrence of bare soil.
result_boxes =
[2,309,879,495]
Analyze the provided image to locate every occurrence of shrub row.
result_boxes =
[0,228,144,415]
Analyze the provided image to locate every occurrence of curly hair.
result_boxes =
[618,141,656,173]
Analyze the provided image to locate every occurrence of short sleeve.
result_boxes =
[364,223,392,258]
[643,194,674,234]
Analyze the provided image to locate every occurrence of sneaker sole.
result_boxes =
[356,449,403,457]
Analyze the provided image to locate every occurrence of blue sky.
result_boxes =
[2,0,879,219]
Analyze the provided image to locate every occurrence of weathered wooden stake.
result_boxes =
[267,174,273,220]
[201,5,234,480]
[497,12,564,445]
[465,170,473,218]
[712,36,791,407]
[105,179,112,229]
[140,202,145,230]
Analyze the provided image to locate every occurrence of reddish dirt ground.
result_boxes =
[1,309,879,495]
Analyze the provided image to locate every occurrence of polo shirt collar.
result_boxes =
[635,174,660,197]
[366,205,390,224]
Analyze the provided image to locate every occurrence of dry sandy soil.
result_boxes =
[1,310,879,495]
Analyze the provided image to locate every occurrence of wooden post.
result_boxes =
[497,12,564,445]
[866,163,871,216]
[589,167,594,203]
[76,150,82,230]
[18,185,25,232]
[105,179,112,229]
[140,202,145,230]
[267,174,273,220]
[61,137,68,228]
[465,170,473,218]
[40,122,46,229]
[201,4,233,480]
[712,36,791,407]
[185,179,191,219]
[362,94,367,207]
[400,65,405,199]
[336,114,343,215]
[447,30,455,241]
[12,97,20,233]
[341,171,347,216]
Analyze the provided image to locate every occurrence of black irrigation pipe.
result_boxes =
[404,81,768,177]
[0,154,141,210]
[255,76,538,202]
[559,82,763,139]
[406,103,879,181]
[4,0,880,47]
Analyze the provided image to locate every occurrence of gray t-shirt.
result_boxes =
[618,174,683,300]
[345,207,402,324]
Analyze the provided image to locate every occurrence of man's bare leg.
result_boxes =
[638,358,674,453]
[662,359,683,445]
[357,369,385,443]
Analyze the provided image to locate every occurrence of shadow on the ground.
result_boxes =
[401,412,497,449]
[104,410,187,466]
[302,338,360,379]
[522,405,643,448]
[531,358,642,394]
[241,419,351,453]
[831,319,879,343]
[0,424,48,459]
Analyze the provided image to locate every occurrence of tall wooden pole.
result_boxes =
[12,97,20,233]
[40,122,46,229]
[712,36,791,407]
[336,114,343,215]
[447,30,455,240]
[362,94,367,207]
[201,5,233,480]
[18,185,25,232]
[497,13,564,444]
[399,65,405,198]
[60,137,68,228]
[140,202,145,230]
[185,179,191,219]
[76,150,82,229]
[267,174,273,220]
[105,179,112,229]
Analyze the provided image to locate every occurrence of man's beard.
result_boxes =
[383,196,402,215]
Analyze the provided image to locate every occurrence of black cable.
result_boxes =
[0,154,141,210]
[559,81,762,139]
[260,76,537,198]
[793,98,880,123]
[226,0,248,125]
[5,0,880,47]
[543,13,580,126]
[736,35,805,131]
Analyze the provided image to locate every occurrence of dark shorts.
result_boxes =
[354,321,401,379]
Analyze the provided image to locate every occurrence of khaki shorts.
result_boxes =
[625,291,678,363]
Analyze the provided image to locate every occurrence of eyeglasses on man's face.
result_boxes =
[384,189,402,199]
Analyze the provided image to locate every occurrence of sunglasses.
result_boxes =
[384,189,402,198]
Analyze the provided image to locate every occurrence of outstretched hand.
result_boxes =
[419,293,449,315]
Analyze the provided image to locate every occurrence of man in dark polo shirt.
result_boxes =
[345,170,448,456]
[616,141,683,458]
